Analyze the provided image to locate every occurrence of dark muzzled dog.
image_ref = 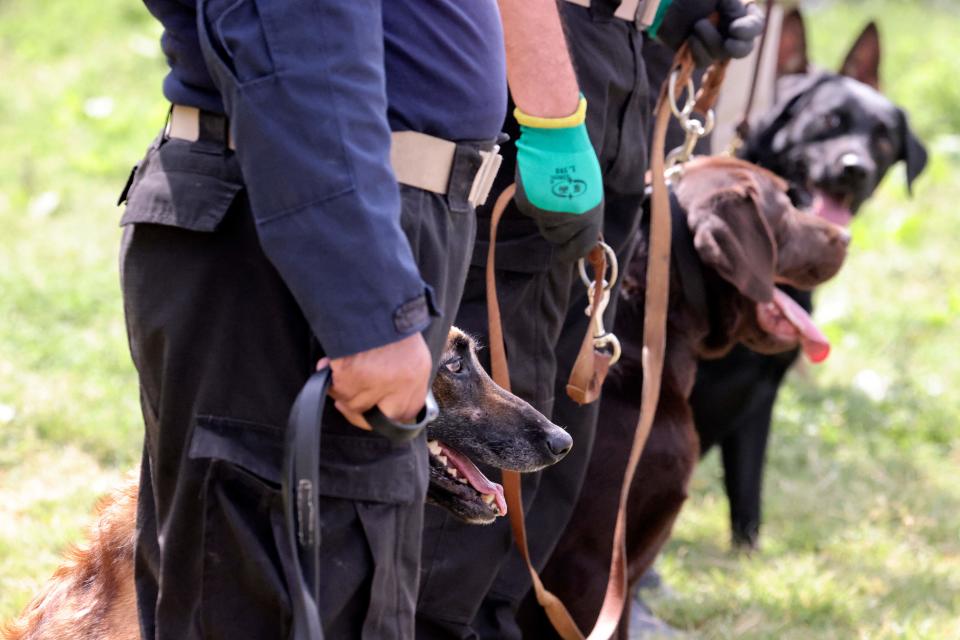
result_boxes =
[427,328,571,524]
[3,327,570,640]
[520,157,849,638]
[691,8,929,549]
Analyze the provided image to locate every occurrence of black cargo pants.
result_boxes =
[415,6,651,638]
[120,130,480,639]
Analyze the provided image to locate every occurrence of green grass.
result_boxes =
[1,0,959,636]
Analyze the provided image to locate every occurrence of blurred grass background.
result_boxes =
[0,0,957,638]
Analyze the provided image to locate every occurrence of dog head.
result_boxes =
[675,157,849,361]
[742,9,928,225]
[425,327,572,525]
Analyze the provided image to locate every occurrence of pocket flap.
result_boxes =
[189,413,419,504]
[121,139,244,232]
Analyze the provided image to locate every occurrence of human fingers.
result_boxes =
[725,37,755,59]
[375,386,429,424]
[328,384,380,416]
[728,4,764,40]
[691,20,726,66]
[333,400,373,431]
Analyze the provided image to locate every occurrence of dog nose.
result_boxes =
[839,153,867,185]
[547,429,573,459]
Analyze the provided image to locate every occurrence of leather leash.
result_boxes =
[485,41,729,639]
[732,0,776,148]
[282,369,439,640]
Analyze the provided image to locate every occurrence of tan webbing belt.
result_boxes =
[563,0,660,25]
[167,105,503,209]
[485,41,729,639]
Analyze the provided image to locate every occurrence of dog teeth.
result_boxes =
[482,494,495,506]
[427,440,441,455]
[448,467,458,478]
[438,455,448,465]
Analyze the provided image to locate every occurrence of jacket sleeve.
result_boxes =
[196,0,434,358]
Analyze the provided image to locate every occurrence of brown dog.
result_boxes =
[519,157,849,637]
[3,327,570,640]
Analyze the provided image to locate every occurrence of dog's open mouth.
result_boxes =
[756,288,830,363]
[812,190,854,227]
[428,440,507,518]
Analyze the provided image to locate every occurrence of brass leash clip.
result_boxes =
[577,241,622,365]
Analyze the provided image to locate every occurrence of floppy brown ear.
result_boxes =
[687,187,777,304]
[840,22,881,89]
[777,8,809,76]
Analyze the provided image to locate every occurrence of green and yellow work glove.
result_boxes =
[513,96,603,263]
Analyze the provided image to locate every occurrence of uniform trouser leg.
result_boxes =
[415,9,649,639]
[122,138,475,640]
[416,207,573,639]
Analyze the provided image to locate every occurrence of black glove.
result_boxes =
[656,0,764,68]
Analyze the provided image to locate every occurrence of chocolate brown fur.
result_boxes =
[521,157,848,637]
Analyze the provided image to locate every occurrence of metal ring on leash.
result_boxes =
[577,241,618,292]
[668,71,696,121]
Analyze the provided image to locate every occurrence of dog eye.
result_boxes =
[444,358,463,374]
[820,112,843,133]
[872,124,894,157]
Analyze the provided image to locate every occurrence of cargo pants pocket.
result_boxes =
[315,430,429,639]
[188,415,292,640]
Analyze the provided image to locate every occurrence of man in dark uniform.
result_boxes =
[415,1,763,637]
[120,1,599,638]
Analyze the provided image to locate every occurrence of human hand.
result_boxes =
[513,96,604,263]
[318,332,432,431]
[655,0,764,68]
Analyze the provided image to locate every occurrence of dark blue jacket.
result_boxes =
[144,0,505,357]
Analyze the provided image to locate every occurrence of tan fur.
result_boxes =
[3,476,140,640]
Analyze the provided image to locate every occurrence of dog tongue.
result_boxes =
[812,192,853,227]
[438,444,507,516]
[769,288,831,363]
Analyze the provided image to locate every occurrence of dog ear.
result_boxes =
[777,8,809,76]
[896,108,928,195]
[840,22,881,89]
[687,187,777,304]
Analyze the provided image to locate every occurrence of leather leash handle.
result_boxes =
[363,391,439,443]
[282,370,438,640]
[283,369,331,640]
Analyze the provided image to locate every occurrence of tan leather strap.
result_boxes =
[486,41,731,639]
[487,185,589,638]
[734,0,776,143]
[566,246,613,405]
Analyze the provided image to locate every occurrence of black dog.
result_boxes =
[691,9,928,549]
